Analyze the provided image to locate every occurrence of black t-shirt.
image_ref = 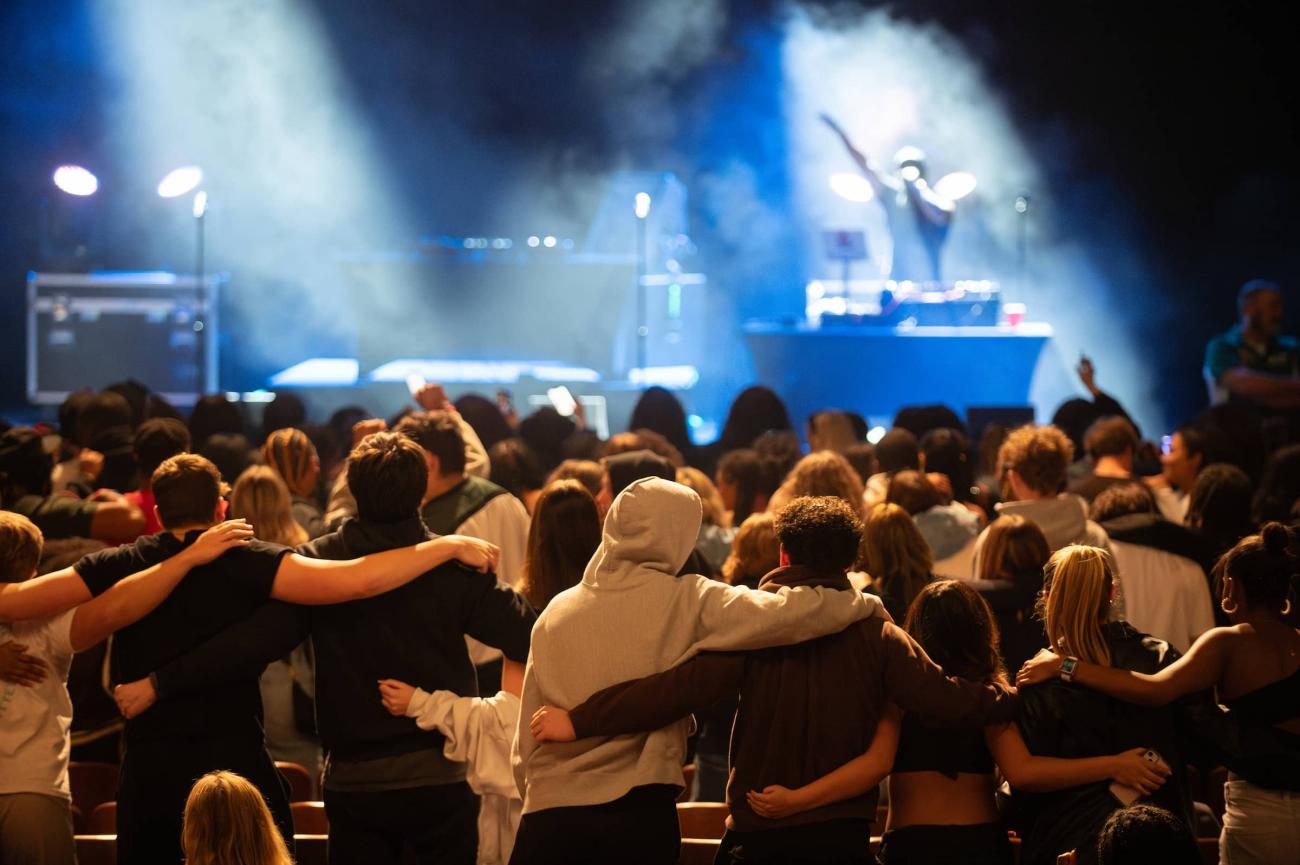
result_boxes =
[74,532,290,745]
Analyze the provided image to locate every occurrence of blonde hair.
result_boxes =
[0,511,43,583]
[261,427,319,499]
[859,502,932,613]
[676,466,728,528]
[181,771,293,865]
[769,450,865,518]
[722,512,780,587]
[807,411,860,454]
[1041,545,1115,666]
[977,515,1051,584]
[230,466,308,548]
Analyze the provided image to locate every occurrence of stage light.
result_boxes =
[867,426,887,444]
[934,171,977,201]
[157,166,203,198]
[829,172,874,202]
[52,165,98,196]
[543,235,557,248]
[635,192,651,219]
[192,190,208,218]
[527,236,540,247]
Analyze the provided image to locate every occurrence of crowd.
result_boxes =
[0,279,1297,865]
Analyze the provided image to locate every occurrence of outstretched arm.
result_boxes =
[747,704,901,820]
[820,112,897,198]
[689,578,881,659]
[985,723,1169,794]
[70,520,254,652]
[269,535,500,605]
[1016,628,1231,705]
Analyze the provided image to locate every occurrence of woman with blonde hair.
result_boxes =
[721,512,780,590]
[1010,544,1201,864]
[181,770,293,865]
[230,466,308,548]
[230,466,320,782]
[858,502,933,621]
[768,450,865,518]
[261,427,325,538]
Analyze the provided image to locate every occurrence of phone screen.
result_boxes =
[547,386,577,417]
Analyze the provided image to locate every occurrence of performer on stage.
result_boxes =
[822,114,955,283]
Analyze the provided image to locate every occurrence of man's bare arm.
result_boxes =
[1221,367,1300,408]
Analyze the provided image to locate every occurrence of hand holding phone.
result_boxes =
[1108,748,1170,806]
[547,386,577,418]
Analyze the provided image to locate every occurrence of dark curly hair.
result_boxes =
[773,495,863,572]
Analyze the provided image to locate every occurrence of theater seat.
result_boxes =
[291,801,329,835]
[1056,852,1078,864]
[677,802,728,840]
[75,834,117,865]
[678,838,720,865]
[294,834,329,865]
[69,762,119,833]
[88,801,116,834]
[276,760,314,802]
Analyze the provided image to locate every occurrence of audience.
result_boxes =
[454,394,516,452]
[696,385,792,475]
[1187,462,1256,564]
[865,427,921,508]
[1070,416,1140,502]
[1019,525,1300,865]
[199,432,256,485]
[806,409,861,454]
[511,480,881,865]
[123,417,191,538]
[971,424,1110,577]
[842,441,878,487]
[675,465,735,572]
[188,394,246,451]
[181,771,294,865]
[628,386,696,468]
[972,514,1051,671]
[887,468,980,567]
[714,448,780,527]
[1153,422,1234,523]
[259,392,307,443]
[857,502,934,622]
[1095,804,1200,865]
[544,457,603,497]
[768,450,865,518]
[488,438,547,514]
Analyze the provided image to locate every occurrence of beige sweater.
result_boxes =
[512,477,883,814]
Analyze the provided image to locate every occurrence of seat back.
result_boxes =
[676,802,728,840]
[290,801,329,835]
[276,760,314,802]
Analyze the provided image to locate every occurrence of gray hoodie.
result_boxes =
[512,477,883,813]
[971,492,1112,577]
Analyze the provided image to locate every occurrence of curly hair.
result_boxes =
[998,424,1074,496]
[773,495,863,572]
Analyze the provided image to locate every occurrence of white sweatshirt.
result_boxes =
[512,477,883,814]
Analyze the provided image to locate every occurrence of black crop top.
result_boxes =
[1224,667,1300,726]
[892,712,996,779]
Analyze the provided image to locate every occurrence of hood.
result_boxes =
[582,476,701,590]
[605,449,676,498]
[914,503,980,560]
[996,494,1090,550]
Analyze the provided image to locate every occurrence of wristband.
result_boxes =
[1059,656,1079,683]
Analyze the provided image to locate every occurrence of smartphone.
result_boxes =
[1160,435,1172,456]
[406,373,426,398]
[1108,749,1169,806]
[547,386,577,417]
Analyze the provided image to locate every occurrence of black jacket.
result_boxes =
[153,516,536,762]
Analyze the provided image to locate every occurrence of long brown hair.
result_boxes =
[230,466,308,548]
[977,514,1051,589]
[903,580,1006,684]
[518,480,602,611]
[771,450,866,518]
[261,427,318,499]
[181,771,293,865]
[722,511,780,587]
[859,502,933,612]
[676,466,728,528]
[1040,545,1115,666]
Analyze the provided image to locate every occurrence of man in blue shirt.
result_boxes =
[1204,279,1300,409]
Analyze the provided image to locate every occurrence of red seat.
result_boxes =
[1197,837,1220,865]
[69,762,119,834]
[87,801,116,834]
[276,760,314,802]
[677,802,728,840]
[294,834,328,865]
[75,834,117,865]
[291,801,329,835]
[678,838,720,865]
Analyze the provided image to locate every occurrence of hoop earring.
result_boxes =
[1283,598,1293,617]
[1221,596,1239,615]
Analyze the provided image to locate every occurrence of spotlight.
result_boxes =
[634,192,651,219]
[157,166,203,198]
[933,171,978,201]
[527,236,540,248]
[52,165,98,197]
[867,426,887,444]
[192,190,208,219]
[542,235,557,248]
[829,172,874,203]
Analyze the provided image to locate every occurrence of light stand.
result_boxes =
[634,192,651,385]
[193,191,208,397]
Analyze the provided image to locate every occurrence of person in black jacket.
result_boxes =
[113,433,537,865]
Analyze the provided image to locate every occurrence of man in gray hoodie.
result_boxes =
[510,477,884,865]
[971,424,1111,578]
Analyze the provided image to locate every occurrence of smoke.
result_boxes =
[780,4,1166,434]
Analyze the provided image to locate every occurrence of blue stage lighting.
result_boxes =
[52,165,98,196]
[157,166,203,198]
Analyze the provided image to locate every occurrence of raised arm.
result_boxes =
[269,534,499,605]
[688,578,881,658]
[985,723,1168,795]
[70,520,254,652]
[1016,627,1231,706]
[820,112,896,198]
[748,703,901,820]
